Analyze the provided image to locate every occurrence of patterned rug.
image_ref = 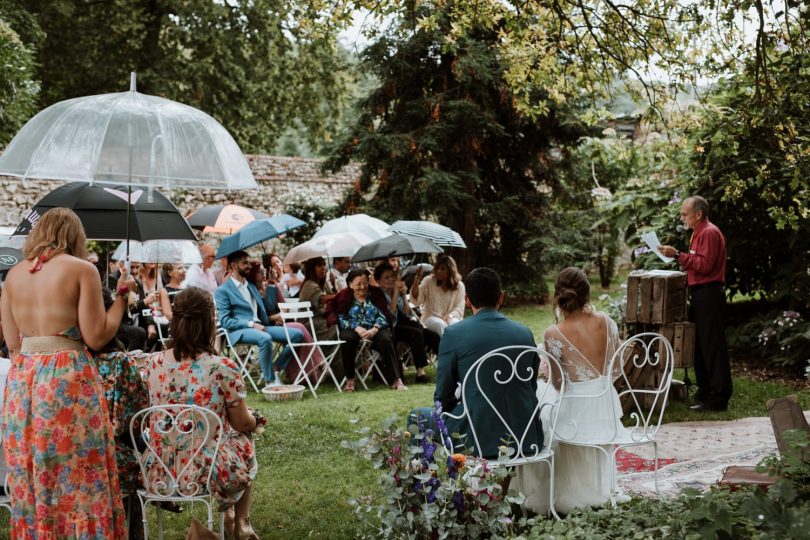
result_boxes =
[615,449,679,474]
[614,413,810,497]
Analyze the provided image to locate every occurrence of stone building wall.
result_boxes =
[0,155,359,227]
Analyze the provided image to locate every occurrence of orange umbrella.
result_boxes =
[186,204,269,234]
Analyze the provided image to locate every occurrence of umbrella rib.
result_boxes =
[187,106,227,188]
[88,93,129,184]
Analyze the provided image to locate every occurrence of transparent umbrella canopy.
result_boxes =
[313,214,390,240]
[111,240,203,264]
[0,73,257,190]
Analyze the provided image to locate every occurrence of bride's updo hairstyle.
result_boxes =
[168,287,217,360]
[553,267,591,316]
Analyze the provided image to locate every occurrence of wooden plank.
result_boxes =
[626,274,641,323]
[651,275,665,323]
[659,322,695,368]
[639,275,653,323]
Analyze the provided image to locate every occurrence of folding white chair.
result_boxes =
[355,338,388,389]
[216,325,262,393]
[553,332,674,502]
[277,301,344,398]
[441,345,565,519]
[131,404,226,539]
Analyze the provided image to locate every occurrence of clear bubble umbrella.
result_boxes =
[0,74,257,190]
[0,73,258,262]
[111,240,203,264]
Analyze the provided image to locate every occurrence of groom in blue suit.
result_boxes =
[430,267,542,458]
[214,250,305,387]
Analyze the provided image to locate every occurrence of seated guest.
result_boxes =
[215,250,305,389]
[374,262,439,384]
[410,254,465,336]
[329,256,351,292]
[102,260,147,351]
[280,262,304,298]
[158,262,186,321]
[299,257,344,379]
[245,260,325,383]
[91,287,150,538]
[412,267,541,458]
[263,252,285,286]
[144,287,260,539]
[513,267,630,514]
[133,262,162,347]
[335,269,407,392]
[182,243,218,295]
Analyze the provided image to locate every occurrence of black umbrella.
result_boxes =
[351,234,443,263]
[14,182,196,242]
[0,247,23,272]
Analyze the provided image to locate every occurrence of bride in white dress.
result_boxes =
[513,267,630,514]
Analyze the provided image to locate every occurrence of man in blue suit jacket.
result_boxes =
[214,250,305,388]
[431,267,542,459]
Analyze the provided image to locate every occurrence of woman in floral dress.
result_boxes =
[144,287,259,539]
[0,208,132,539]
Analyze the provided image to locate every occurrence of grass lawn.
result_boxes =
[1,300,807,539]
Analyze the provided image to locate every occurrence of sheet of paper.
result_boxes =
[641,231,674,263]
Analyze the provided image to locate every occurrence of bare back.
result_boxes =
[0,254,113,352]
[543,311,620,382]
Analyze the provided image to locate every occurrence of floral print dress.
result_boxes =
[2,327,127,539]
[144,352,257,509]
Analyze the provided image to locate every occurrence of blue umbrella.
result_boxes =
[216,215,306,258]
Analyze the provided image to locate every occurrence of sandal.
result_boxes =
[392,381,408,391]
[344,379,355,393]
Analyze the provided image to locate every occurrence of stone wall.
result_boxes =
[0,155,359,227]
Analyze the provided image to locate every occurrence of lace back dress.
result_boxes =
[514,312,630,514]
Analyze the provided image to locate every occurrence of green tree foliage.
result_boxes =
[687,11,810,307]
[4,0,354,153]
[0,16,38,147]
[324,1,586,294]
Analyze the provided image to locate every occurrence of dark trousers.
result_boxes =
[340,328,401,383]
[690,284,733,406]
[118,324,146,351]
[395,317,440,368]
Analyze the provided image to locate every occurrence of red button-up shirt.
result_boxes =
[677,219,726,286]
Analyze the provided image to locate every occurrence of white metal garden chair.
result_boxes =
[277,301,344,397]
[333,326,390,390]
[216,325,262,393]
[553,332,674,501]
[441,345,566,519]
[130,404,225,539]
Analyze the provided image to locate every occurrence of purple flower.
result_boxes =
[453,490,464,512]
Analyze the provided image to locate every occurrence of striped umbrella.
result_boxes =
[387,220,466,248]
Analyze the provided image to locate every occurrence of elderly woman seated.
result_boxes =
[143,287,260,539]
[335,268,407,392]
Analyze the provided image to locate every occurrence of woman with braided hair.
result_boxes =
[144,287,260,539]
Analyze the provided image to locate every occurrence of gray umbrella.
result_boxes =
[351,234,443,263]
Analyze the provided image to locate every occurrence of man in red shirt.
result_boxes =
[659,196,732,411]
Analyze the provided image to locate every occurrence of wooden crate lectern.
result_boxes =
[620,270,695,409]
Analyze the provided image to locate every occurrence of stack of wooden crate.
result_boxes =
[619,270,696,409]
[625,269,694,369]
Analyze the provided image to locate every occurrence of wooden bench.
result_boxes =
[718,395,809,490]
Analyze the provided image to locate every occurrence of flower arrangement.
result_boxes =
[343,402,534,538]
[249,408,267,438]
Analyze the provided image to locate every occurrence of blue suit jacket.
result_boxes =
[434,308,542,458]
[214,279,278,343]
